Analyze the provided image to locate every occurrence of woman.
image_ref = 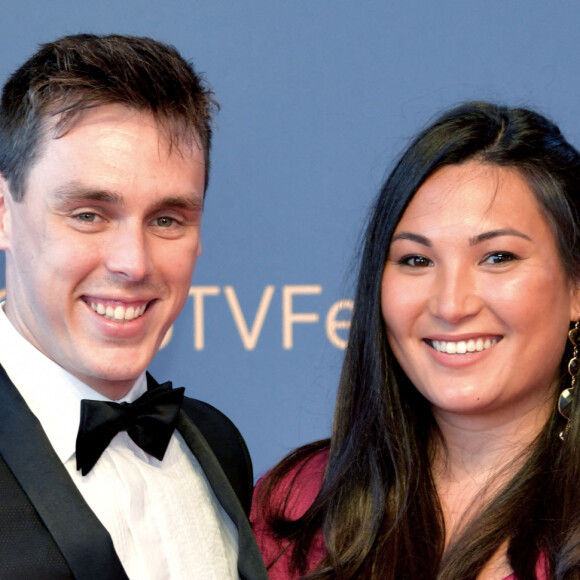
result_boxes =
[251,102,580,579]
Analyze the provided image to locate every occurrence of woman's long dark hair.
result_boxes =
[255,102,580,579]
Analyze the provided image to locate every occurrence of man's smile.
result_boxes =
[83,298,151,322]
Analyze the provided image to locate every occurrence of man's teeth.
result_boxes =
[89,302,147,321]
[431,338,498,354]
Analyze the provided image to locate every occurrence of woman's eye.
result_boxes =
[400,255,433,268]
[482,252,517,265]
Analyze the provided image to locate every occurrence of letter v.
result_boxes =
[224,285,275,350]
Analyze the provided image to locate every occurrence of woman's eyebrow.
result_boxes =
[469,228,532,245]
[391,232,432,247]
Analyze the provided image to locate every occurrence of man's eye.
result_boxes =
[155,217,176,228]
[399,255,433,267]
[482,252,517,265]
[76,212,97,222]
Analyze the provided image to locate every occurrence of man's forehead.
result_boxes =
[46,103,203,158]
[18,104,206,208]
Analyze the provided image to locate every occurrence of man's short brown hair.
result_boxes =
[0,33,218,200]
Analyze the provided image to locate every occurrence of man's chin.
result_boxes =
[73,364,147,399]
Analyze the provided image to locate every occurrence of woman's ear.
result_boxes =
[0,173,12,250]
[569,278,580,322]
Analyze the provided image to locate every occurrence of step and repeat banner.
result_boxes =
[1,0,579,478]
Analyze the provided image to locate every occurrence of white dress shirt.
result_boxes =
[0,304,239,579]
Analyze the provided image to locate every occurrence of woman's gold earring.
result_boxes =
[559,321,580,440]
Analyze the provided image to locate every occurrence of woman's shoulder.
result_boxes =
[277,446,329,519]
[253,444,330,521]
[501,550,549,580]
[250,443,329,579]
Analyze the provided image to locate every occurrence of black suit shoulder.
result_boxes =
[180,397,254,515]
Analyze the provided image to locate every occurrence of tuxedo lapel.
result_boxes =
[0,365,128,580]
[176,410,269,580]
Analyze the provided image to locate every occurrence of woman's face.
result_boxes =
[381,161,580,425]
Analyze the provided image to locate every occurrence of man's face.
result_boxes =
[0,104,205,399]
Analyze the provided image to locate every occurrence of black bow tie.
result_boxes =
[76,381,185,476]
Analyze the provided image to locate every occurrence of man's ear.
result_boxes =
[0,173,12,250]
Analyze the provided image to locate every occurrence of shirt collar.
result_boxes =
[0,303,147,463]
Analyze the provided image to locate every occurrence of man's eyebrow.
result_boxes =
[154,195,204,212]
[391,232,432,247]
[54,185,204,211]
[54,185,122,204]
[469,228,532,245]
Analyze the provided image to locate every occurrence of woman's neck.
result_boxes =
[432,391,555,548]
[432,390,555,483]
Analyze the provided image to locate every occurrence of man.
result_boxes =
[0,34,267,579]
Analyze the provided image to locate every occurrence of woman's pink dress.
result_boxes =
[251,449,548,579]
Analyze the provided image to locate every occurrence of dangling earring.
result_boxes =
[559,321,580,440]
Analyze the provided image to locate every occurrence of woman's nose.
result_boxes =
[427,266,482,324]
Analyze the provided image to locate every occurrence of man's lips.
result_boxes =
[82,298,151,322]
[425,336,502,355]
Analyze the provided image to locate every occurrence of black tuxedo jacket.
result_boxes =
[0,365,268,579]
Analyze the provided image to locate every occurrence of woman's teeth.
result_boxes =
[430,337,499,354]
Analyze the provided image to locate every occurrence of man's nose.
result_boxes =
[104,224,151,282]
